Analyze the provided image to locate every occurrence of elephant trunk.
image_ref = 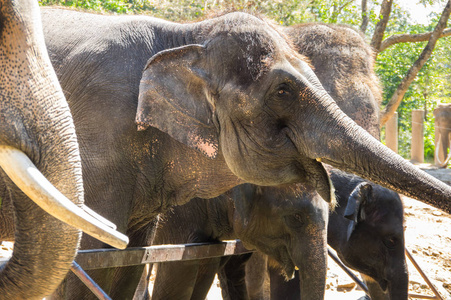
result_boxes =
[0,1,124,298]
[291,225,327,300]
[295,92,451,213]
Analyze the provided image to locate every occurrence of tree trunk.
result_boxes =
[360,0,369,33]
[380,0,451,126]
[371,0,393,52]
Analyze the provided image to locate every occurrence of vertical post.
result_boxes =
[411,110,424,163]
[386,112,398,153]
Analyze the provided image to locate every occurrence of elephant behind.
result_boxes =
[259,168,407,300]
[149,183,329,300]
[41,9,451,299]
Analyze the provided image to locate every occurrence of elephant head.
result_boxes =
[232,183,329,300]
[328,170,407,300]
[136,12,451,213]
[0,0,127,298]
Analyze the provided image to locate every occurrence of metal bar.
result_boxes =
[406,249,444,300]
[408,293,439,299]
[70,261,111,300]
[327,247,369,294]
[75,240,254,270]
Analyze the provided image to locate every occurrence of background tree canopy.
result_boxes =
[40,0,451,162]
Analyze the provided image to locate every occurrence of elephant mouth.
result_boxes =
[268,248,296,280]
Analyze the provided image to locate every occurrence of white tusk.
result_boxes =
[0,146,128,249]
[435,134,451,168]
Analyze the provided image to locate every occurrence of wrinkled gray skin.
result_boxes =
[260,168,407,300]
[257,23,407,300]
[41,10,451,299]
[434,103,451,168]
[0,1,84,299]
[284,23,382,139]
[149,183,328,300]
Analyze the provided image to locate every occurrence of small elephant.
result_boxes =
[149,183,329,300]
[41,9,450,299]
[0,0,126,298]
[434,103,451,167]
[259,168,407,300]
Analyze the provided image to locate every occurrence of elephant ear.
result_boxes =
[136,44,219,158]
[343,182,372,241]
[231,184,257,226]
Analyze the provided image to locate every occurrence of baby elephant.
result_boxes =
[149,183,330,300]
[252,169,407,300]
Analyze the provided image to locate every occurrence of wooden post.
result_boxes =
[386,112,398,153]
[411,110,424,163]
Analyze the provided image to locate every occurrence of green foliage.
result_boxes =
[39,0,451,161]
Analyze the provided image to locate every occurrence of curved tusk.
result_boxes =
[0,146,128,249]
[435,134,451,168]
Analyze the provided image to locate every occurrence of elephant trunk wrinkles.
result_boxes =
[0,0,83,298]
[298,93,451,213]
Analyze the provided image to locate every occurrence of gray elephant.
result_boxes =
[284,23,382,140]
[253,23,407,300]
[0,1,128,299]
[40,9,451,299]
[256,168,406,300]
[434,103,451,167]
[148,169,405,300]
[150,183,328,300]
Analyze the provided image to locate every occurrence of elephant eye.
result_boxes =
[275,84,291,98]
[383,236,397,249]
[284,213,305,229]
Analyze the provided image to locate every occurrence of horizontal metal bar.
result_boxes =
[408,293,439,299]
[75,240,254,270]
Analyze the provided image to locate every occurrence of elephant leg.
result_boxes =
[152,260,201,300]
[191,257,222,299]
[269,267,300,300]
[218,253,253,300]
[245,252,268,300]
[109,217,159,300]
[133,264,153,300]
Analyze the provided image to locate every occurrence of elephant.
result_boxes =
[149,182,328,300]
[146,168,405,300]
[0,1,127,299]
[434,103,451,167]
[251,168,407,300]
[251,23,407,300]
[40,9,451,299]
[153,23,405,300]
[284,23,382,140]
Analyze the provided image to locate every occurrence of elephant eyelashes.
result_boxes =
[275,83,292,98]
[383,236,397,250]
[284,213,305,228]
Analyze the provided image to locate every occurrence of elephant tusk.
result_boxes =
[0,146,128,249]
[435,134,451,168]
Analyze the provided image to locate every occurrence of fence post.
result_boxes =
[411,110,424,163]
[385,112,398,153]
